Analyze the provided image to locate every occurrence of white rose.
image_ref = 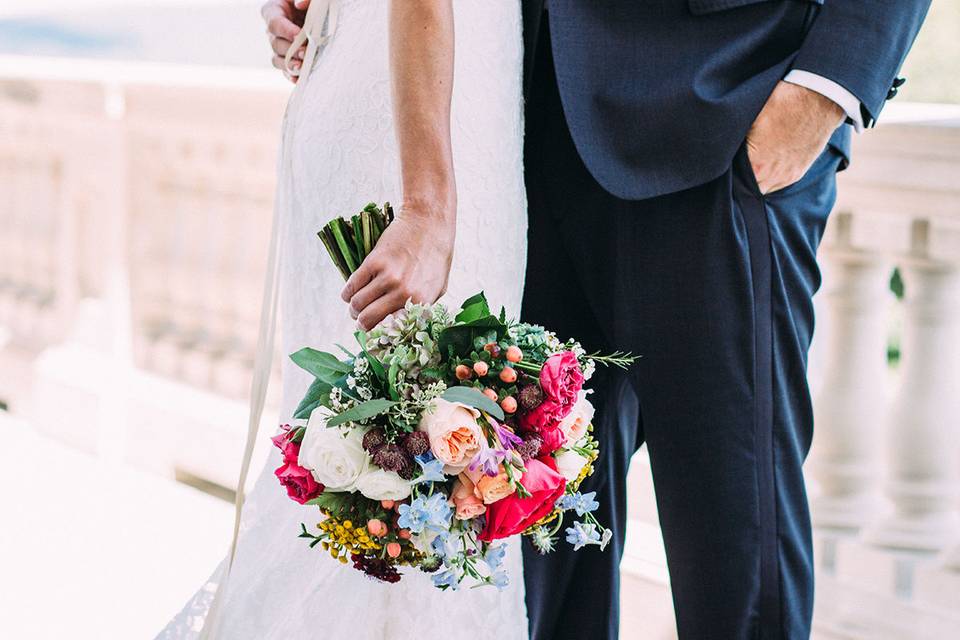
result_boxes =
[554,449,589,482]
[558,393,594,444]
[355,468,411,501]
[298,408,370,491]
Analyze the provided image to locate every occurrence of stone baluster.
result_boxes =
[810,212,892,530]
[863,220,960,552]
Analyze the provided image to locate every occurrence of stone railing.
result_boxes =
[0,56,290,485]
[1,56,959,637]
[808,103,960,636]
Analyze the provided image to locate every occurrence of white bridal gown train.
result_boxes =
[157,0,529,638]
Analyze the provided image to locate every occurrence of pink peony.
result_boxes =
[537,425,568,456]
[517,352,584,437]
[539,351,584,407]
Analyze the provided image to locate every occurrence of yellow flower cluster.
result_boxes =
[317,516,381,562]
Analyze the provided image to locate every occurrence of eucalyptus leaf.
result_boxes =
[290,348,353,380]
[326,398,397,428]
[441,385,505,420]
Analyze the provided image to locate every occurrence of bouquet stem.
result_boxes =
[318,202,394,281]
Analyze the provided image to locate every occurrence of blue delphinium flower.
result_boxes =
[484,544,507,571]
[599,527,613,551]
[421,492,453,532]
[490,570,510,591]
[413,452,447,484]
[398,493,451,534]
[432,568,460,591]
[565,521,601,550]
[397,501,427,533]
[431,531,461,567]
[557,491,599,517]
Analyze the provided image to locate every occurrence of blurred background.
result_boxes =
[0,1,958,638]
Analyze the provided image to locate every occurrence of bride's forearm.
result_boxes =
[389,0,456,223]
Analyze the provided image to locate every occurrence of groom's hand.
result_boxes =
[262,0,308,80]
[746,81,845,194]
[341,197,457,331]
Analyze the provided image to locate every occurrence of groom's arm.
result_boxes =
[790,0,932,129]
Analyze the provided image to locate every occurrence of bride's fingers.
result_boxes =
[356,292,403,332]
[342,262,376,303]
[348,277,391,319]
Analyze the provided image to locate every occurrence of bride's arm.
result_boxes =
[341,0,457,330]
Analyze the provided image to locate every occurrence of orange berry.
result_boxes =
[499,367,518,383]
[482,388,498,402]
[455,364,472,380]
[501,396,518,414]
[484,342,502,359]
[506,346,523,363]
[367,519,387,537]
[380,499,395,509]
[398,529,412,540]
[473,361,489,377]
[386,542,402,558]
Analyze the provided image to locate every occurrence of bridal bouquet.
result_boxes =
[270,203,634,590]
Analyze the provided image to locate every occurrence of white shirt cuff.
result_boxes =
[784,69,864,133]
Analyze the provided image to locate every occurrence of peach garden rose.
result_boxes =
[417,398,485,473]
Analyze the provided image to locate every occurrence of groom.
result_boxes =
[263,0,929,637]
[517,1,928,639]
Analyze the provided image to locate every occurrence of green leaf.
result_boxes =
[387,359,400,401]
[354,330,387,383]
[290,348,353,380]
[438,315,507,359]
[455,292,490,323]
[293,377,332,419]
[326,398,397,428]
[441,386,505,420]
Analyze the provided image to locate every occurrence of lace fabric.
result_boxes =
[157,1,528,638]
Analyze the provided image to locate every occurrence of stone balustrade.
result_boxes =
[1,56,959,637]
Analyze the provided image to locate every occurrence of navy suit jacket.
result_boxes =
[523,0,931,200]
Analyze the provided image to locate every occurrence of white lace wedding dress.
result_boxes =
[157,0,528,638]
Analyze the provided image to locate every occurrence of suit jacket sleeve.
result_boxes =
[791,0,931,127]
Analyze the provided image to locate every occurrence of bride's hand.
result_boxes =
[340,196,456,330]
[343,1,457,331]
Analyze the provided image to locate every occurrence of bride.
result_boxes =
[157,0,528,638]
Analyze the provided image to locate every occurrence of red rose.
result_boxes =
[275,461,324,504]
[517,397,568,433]
[539,351,584,407]
[478,457,566,542]
[272,425,323,504]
